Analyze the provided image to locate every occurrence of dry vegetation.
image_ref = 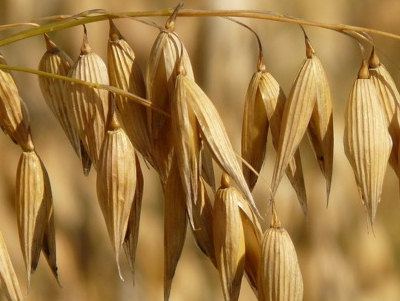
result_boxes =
[1,1,400,301]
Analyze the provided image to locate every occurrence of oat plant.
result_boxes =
[1,3,400,301]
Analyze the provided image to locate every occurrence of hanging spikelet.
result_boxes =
[65,25,109,170]
[0,229,23,301]
[271,33,333,205]
[241,64,269,191]
[344,60,392,226]
[163,155,188,301]
[0,53,33,151]
[15,150,58,288]
[172,65,201,225]
[368,47,400,178]
[123,153,143,285]
[190,177,216,266]
[107,20,152,165]
[213,173,246,301]
[242,49,307,215]
[176,68,257,215]
[38,34,91,175]
[258,204,303,301]
[145,7,194,183]
[96,97,137,280]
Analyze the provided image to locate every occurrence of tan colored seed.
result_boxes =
[258,205,303,301]
[344,60,392,226]
[368,47,400,178]
[0,229,23,301]
[0,52,34,151]
[15,150,58,288]
[96,99,137,280]
[65,26,109,170]
[213,173,246,301]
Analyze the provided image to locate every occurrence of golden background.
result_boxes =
[1,0,400,300]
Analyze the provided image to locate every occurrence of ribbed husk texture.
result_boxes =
[96,104,137,280]
[344,60,392,226]
[213,173,246,301]
[107,21,152,165]
[15,150,58,288]
[65,27,109,171]
[0,53,33,151]
[258,207,303,301]
[0,229,23,301]
[271,35,333,205]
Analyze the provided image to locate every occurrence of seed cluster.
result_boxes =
[0,5,399,301]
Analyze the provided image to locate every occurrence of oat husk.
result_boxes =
[65,26,109,170]
[258,205,303,301]
[163,155,188,301]
[0,229,23,301]
[96,99,137,279]
[344,60,392,226]
[107,21,152,165]
[213,173,246,301]
[0,53,33,151]
[15,150,58,288]
[368,47,400,178]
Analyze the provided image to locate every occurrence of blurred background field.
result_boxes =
[1,0,400,300]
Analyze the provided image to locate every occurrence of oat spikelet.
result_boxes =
[123,153,143,286]
[65,26,109,170]
[15,150,58,288]
[38,34,91,175]
[163,156,188,301]
[307,51,334,204]
[271,35,320,198]
[107,21,152,164]
[213,173,246,301]
[172,67,200,224]
[0,230,23,301]
[242,67,269,191]
[146,24,193,182]
[236,193,262,295]
[368,47,400,178]
[0,52,33,151]
[96,99,136,280]
[344,60,392,226]
[177,70,258,215]
[190,177,216,266]
[258,205,303,301]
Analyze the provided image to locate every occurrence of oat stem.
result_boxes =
[0,9,400,47]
